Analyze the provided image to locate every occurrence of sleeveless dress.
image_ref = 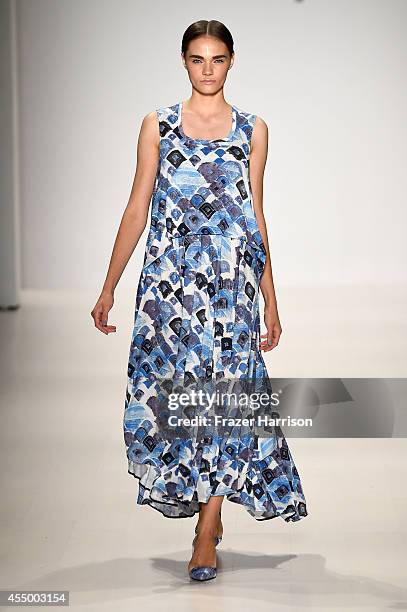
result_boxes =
[123,101,308,522]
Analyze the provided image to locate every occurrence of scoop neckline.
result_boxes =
[178,100,237,143]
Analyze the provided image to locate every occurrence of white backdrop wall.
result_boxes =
[16,0,407,290]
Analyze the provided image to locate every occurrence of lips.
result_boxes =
[202,80,215,84]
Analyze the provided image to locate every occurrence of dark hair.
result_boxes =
[181,20,234,57]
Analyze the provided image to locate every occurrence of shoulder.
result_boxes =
[153,102,180,124]
[140,104,181,142]
[252,115,268,140]
[141,102,179,126]
[137,104,176,143]
[137,112,159,148]
[141,111,158,128]
[234,106,268,140]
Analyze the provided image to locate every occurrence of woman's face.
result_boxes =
[182,35,234,94]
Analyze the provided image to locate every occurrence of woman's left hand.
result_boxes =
[260,304,282,351]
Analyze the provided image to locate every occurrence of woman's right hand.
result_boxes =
[91,291,116,335]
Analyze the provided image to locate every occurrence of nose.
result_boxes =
[202,61,213,76]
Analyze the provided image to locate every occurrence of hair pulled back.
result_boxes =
[181,20,234,57]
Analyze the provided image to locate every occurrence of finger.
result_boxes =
[267,327,281,351]
[101,309,108,328]
[273,327,282,347]
[94,305,108,335]
[259,330,271,351]
[260,327,276,351]
[267,328,276,350]
[100,308,116,334]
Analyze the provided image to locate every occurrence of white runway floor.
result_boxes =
[0,285,406,611]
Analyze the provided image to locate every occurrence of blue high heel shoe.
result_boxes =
[189,537,217,581]
[189,509,222,582]
[189,564,217,581]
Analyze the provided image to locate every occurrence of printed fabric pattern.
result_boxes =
[123,101,308,522]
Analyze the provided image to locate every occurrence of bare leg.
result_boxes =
[188,496,224,573]
[195,496,223,539]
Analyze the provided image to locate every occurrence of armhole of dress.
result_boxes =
[155,107,162,141]
[249,114,258,156]
[152,108,162,188]
[155,107,163,165]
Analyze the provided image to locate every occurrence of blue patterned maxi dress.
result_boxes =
[123,101,308,522]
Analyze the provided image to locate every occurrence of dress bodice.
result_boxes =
[143,101,266,274]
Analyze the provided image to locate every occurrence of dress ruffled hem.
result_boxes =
[125,434,308,523]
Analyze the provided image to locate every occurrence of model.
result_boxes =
[91,19,308,582]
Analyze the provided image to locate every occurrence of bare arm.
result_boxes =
[90,111,159,334]
[249,116,282,351]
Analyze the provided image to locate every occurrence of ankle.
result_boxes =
[195,523,218,537]
[196,514,222,529]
